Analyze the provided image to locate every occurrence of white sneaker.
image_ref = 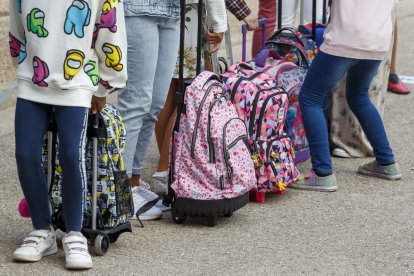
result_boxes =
[62,232,93,270]
[131,186,162,221]
[13,229,58,262]
[332,148,351,158]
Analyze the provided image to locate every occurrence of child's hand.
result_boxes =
[206,30,224,53]
[91,96,106,114]
[243,14,258,31]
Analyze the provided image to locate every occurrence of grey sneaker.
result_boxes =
[289,169,337,192]
[358,160,402,180]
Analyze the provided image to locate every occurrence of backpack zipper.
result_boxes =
[230,71,263,101]
[207,93,227,163]
[266,135,290,160]
[190,83,223,159]
[255,90,289,142]
[248,86,276,138]
[222,118,248,181]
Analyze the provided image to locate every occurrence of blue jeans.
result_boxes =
[118,16,179,176]
[15,98,88,231]
[299,51,395,175]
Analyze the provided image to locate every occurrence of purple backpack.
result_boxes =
[221,63,300,194]
[170,71,256,201]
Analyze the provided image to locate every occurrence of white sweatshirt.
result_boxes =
[320,0,394,60]
[188,0,228,33]
[9,0,128,108]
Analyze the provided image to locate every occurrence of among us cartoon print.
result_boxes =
[9,0,125,90]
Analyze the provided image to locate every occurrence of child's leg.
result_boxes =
[346,60,395,165]
[299,52,356,175]
[302,0,324,25]
[282,0,299,28]
[131,18,180,182]
[15,98,51,230]
[155,79,178,172]
[54,106,88,232]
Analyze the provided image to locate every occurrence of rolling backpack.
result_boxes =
[165,0,256,227]
[221,62,300,196]
[260,58,311,163]
[43,104,134,231]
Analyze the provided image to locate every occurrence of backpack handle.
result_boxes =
[269,27,307,48]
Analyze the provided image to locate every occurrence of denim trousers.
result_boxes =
[299,51,395,175]
[118,16,180,176]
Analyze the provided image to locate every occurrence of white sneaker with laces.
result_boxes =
[62,231,93,270]
[13,229,58,262]
[131,185,162,221]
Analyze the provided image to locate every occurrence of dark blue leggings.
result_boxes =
[15,98,88,231]
[299,51,395,175]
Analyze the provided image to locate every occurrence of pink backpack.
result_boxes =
[263,60,310,163]
[221,63,300,194]
[170,71,256,201]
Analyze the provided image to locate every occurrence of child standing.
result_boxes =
[118,0,229,220]
[10,0,127,269]
[290,0,401,192]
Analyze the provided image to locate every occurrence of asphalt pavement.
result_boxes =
[0,1,414,275]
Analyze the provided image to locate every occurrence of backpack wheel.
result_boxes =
[94,234,110,256]
[171,208,186,224]
[206,215,218,227]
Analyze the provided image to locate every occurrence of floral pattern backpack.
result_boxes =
[221,63,300,194]
[170,71,256,200]
[265,27,318,69]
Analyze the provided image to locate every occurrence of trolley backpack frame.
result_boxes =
[45,105,133,256]
[164,0,256,227]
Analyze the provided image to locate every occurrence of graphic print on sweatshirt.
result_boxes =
[84,61,99,86]
[9,33,27,64]
[27,8,48,37]
[102,43,123,71]
[64,0,92,38]
[9,0,128,107]
[32,56,49,87]
[64,50,85,80]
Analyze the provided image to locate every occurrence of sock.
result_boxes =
[389,73,399,83]
[153,171,168,178]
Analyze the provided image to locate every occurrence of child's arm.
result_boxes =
[225,0,251,21]
[94,1,127,98]
[9,0,26,67]
[225,0,257,30]
[206,0,228,33]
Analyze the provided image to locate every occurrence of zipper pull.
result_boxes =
[226,167,232,180]
[220,175,225,189]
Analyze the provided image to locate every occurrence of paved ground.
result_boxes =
[1,1,414,275]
